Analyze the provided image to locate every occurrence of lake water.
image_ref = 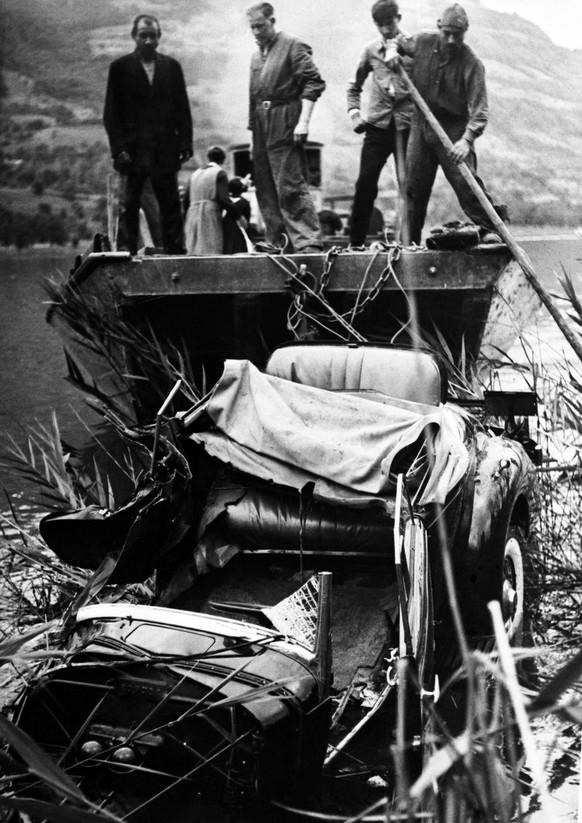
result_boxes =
[0,234,581,817]
[0,248,104,499]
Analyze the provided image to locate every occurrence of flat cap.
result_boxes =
[438,4,469,30]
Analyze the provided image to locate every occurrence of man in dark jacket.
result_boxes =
[104,14,193,254]
[247,3,325,253]
[392,4,500,244]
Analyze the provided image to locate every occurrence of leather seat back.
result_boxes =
[265,344,447,406]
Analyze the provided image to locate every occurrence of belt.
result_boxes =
[257,99,289,110]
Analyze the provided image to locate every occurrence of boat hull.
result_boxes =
[46,247,538,422]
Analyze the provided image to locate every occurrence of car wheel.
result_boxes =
[502,526,525,644]
[400,517,435,781]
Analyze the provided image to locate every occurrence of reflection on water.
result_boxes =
[522,714,581,822]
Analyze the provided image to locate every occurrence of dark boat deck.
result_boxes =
[74,247,508,295]
[67,247,513,355]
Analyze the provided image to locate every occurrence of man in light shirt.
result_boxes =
[346,0,412,248]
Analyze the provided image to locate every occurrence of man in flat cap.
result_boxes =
[391,4,501,243]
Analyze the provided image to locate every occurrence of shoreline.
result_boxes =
[0,244,76,259]
[0,226,580,258]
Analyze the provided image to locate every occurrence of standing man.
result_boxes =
[347,0,412,249]
[104,14,193,255]
[247,2,326,253]
[392,4,501,244]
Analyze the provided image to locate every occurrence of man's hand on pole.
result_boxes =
[450,138,471,164]
[384,53,401,71]
[349,110,367,134]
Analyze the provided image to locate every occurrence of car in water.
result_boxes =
[11,342,538,821]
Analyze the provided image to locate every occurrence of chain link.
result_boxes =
[315,245,402,322]
[269,244,404,340]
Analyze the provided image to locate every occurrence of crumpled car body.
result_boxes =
[13,342,539,818]
[13,602,330,821]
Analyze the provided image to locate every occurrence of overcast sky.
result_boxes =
[481,0,582,50]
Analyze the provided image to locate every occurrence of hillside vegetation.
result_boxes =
[1,0,582,246]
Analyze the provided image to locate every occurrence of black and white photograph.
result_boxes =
[0,1,581,820]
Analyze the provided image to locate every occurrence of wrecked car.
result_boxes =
[10,342,538,820]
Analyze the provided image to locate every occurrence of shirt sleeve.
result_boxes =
[248,91,254,131]
[172,60,193,153]
[248,56,255,131]
[103,61,127,157]
[346,47,371,113]
[291,40,326,101]
[462,58,489,143]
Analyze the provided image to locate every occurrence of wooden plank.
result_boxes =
[101,250,509,297]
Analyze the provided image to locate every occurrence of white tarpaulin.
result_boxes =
[189,360,469,505]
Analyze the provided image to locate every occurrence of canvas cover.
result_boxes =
[188,360,469,506]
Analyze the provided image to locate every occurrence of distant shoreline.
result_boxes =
[0,245,75,259]
[0,227,579,259]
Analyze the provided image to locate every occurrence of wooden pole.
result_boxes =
[399,69,582,367]
[150,378,182,475]
[394,128,410,245]
[394,127,423,344]
[106,172,117,250]
[314,571,333,700]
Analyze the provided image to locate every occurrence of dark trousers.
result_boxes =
[117,170,184,254]
[349,122,408,246]
[406,117,496,244]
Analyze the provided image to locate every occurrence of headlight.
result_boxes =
[79,740,103,761]
[111,746,137,764]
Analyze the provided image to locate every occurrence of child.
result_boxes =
[222,177,252,254]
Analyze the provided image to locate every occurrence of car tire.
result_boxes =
[502,525,525,644]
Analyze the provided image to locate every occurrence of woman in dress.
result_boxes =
[184,146,239,254]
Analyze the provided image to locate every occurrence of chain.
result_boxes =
[268,244,404,340]
[317,245,342,295]
[351,245,402,318]
[316,245,403,323]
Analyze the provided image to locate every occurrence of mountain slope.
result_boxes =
[2,0,582,221]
